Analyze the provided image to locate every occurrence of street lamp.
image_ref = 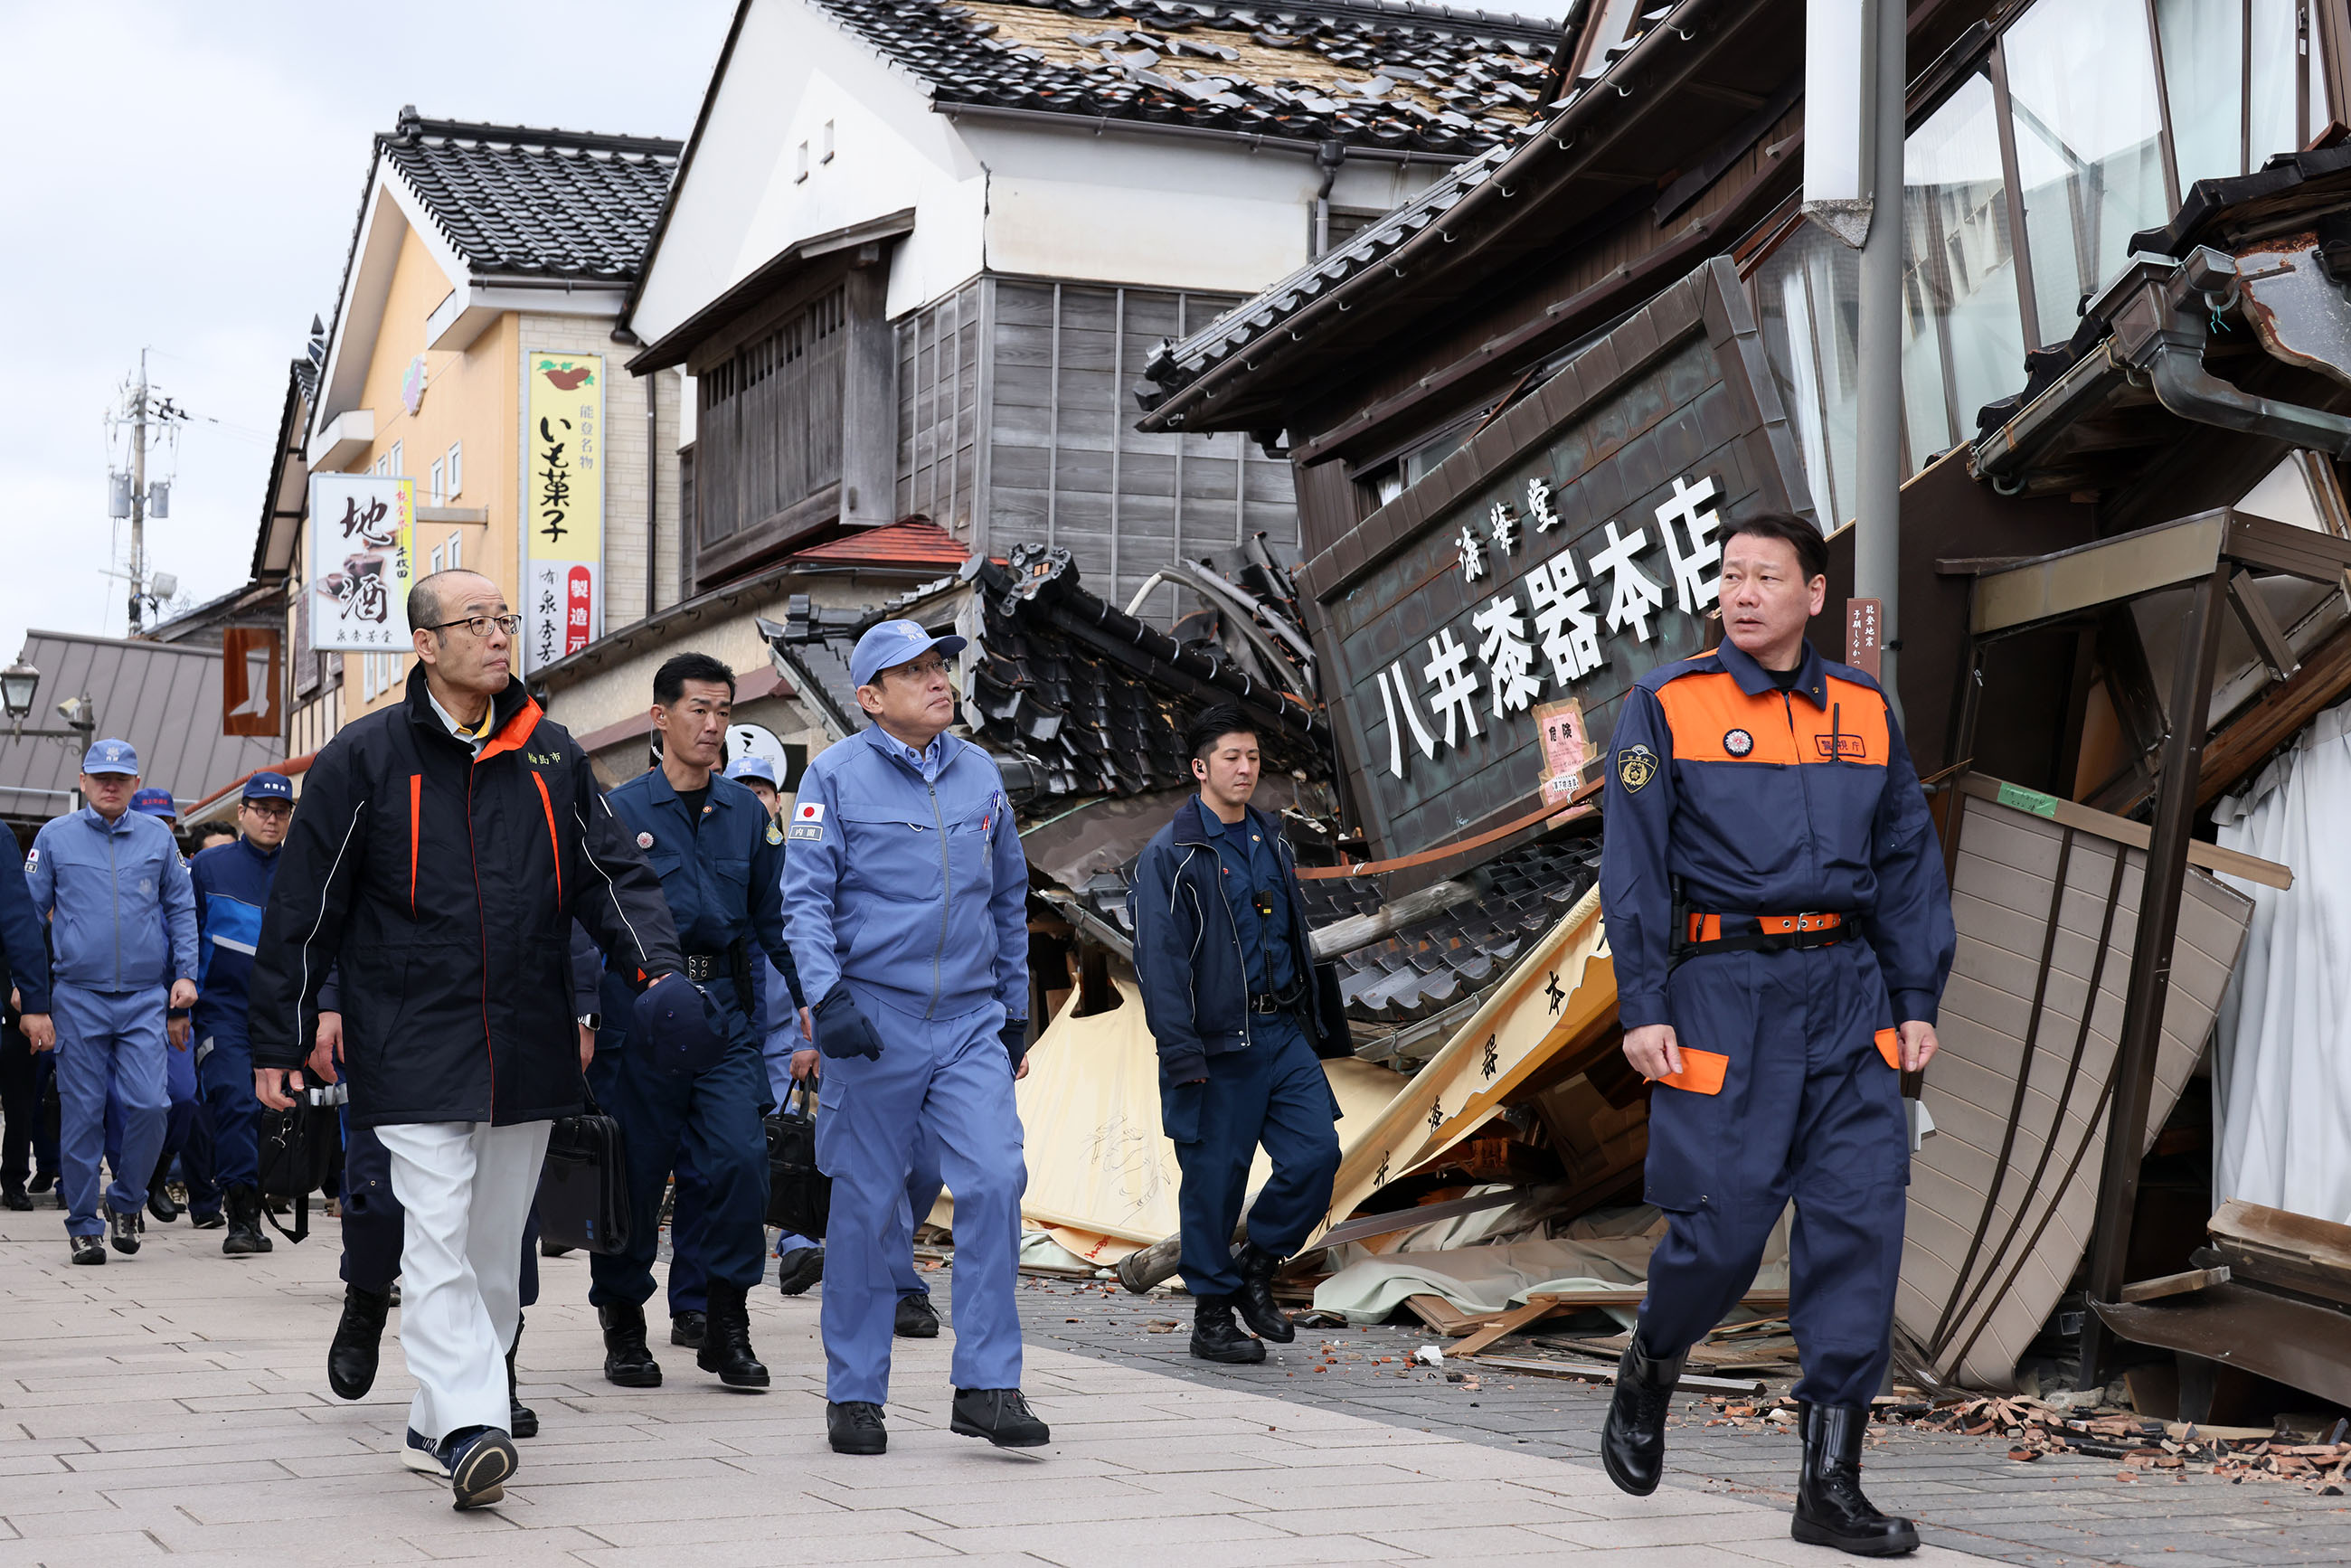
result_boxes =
[0,664,36,735]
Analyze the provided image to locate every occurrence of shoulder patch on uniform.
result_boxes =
[794,802,825,824]
[22,848,35,871]
[1723,728,1753,757]
[788,824,825,843]
[1617,744,1659,793]
[765,818,784,845]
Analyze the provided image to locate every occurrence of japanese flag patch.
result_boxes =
[22,848,35,873]
[795,802,826,823]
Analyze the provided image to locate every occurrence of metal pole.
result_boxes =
[128,350,147,634]
[2074,559,2228,1391]
[1853,0,1905,713]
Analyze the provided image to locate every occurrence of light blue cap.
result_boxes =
[81,737,139,776]
[725,753,778,787]
[849,619,967,688]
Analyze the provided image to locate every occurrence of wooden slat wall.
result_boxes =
[896,280,984,541]
[697,287,847,551]
[1896,796,2255,1391]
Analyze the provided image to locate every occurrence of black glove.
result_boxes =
[813,983,884,1062]
[1001,1016,1030,1069]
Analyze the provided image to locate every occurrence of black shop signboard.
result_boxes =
[1299,259,1822,860]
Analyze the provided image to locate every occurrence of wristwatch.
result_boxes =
[577,1012,602,1032]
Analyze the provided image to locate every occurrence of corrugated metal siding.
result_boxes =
[0,632,285,822]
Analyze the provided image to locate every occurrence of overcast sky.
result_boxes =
[0,0,735,667]
[0,0,1575,674]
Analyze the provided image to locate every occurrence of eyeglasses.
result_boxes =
[423,613,522,639]
[240,801,292,819]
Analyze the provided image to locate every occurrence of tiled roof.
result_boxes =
[382,108,682,281]
[790,519,974,569]
[811,0,1565,156]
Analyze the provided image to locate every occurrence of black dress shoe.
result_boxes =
[28,1172,53,1195]
[70,1234,106,1265]
[1232,1242,1297,1344]
[1792,1403,1920,1556]
[826,1400,887,1454]
[697,1279,770,1389]
[507,1313,538,1440]
[893,1293,940,1338]
[600,1300,663,1387]
[146,1172,180,1224]
[670,1310,707,1348]
[950,1387,1049,1448]
[1600,1335,1685,1496]
[107,1205,142,1255]
[1189,1296,1266,1364]
[1,1190,30,1212]
[189,1207,225,1230]
[778,1245,824,1296]
[328,1284,392,1400]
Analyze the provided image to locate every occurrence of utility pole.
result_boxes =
[1852,0,1905,713]
[127,349,147,635]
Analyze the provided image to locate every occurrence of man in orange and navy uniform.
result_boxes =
[1597,512,1953,1557]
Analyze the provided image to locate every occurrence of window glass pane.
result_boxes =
[1901,74,2029,461]
[2005,0,2172,344]
[2250,0,2301,165]
[2157,0,2246,184]
[1755,228,1862,529]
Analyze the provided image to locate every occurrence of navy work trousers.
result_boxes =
[590,1034,771,1308]
[1635,939,1910,1409]
[1165,1015,1342,1299]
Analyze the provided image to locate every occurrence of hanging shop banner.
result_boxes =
[524,350,604,670]
[1301,259,1822,859]
[222,628,281,737]
[306,474,415,652]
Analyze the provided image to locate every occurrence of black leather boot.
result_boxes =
[1232,1242,1297,1343]
[1189,1295,1266,1364]
[146,1158,180,1223]
[950,1386,1050,1448]
[222,1184,272,1255]
[696,1278,770,1389]
[507,1313,538,1439]
[670,1310,707,1348]
[599,1300,663,1387]
[327,1283,392,1400]
[1792,1403,1919,1556]
[1600,1334,1685,1496]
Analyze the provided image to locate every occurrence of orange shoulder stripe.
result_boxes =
[1655,670,1799,764]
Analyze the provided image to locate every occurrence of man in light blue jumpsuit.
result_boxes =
[109,787,205,1227]
[784,619,1046,1456]
[23,739,198,1263]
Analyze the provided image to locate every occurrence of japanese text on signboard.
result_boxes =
[306,474,415,651]
[524,352,603,669]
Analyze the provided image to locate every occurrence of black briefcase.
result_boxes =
[764,1082,829,1240]
[257,1085,343,1244]
[537,1103,630,1255]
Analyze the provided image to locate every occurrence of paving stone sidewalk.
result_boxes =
[0,1205,1985,1567]
[1011,1276,2351,1568]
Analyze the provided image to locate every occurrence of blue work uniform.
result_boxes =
[180,836,279,1204]
[590,768,801,1311]
[1600,638,1955,1409]
[1130,798,1342,1298]
[783,724,1029,1405]
[24,807,197,1236]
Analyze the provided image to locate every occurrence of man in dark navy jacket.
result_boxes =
[0,843,53,1210]
[1597,512,1953,1556]
[1129,704,1342,1366]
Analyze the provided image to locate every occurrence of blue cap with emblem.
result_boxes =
[128,788,176,818]
[242,771,294,801]
[724,753,778,788]
[81,737,139,777]
[849,619,968,689]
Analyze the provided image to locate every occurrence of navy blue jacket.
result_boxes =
[190,836,280,1048]
[0,854,52,1015]
[1129,797,1338,1083]
[1599,638,1955,1033]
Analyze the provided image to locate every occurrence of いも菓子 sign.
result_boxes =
[524,351,603,669]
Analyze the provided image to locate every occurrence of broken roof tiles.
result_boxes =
[810,0,1565,155]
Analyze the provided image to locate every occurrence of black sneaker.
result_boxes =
[670,1310,707,1349]
[893,1293,940,1338]
[401,1427,451,1478]
[1,1190,30,1212]
[188,1208,225,1230]
[69,1235,106,1265]
[27,1171,53,1195]
[950,1387,1050,1449]
[439,1425,516,1510]
[778,1245,825,1296]
[107,1206,142,1255]
[826,1400,887,1455]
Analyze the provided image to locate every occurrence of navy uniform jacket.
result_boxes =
[601,768,802,1041]
[1599,638,1955,1033]
[25,806,195,994]
[0,854,51,1015]
[190,836,280,1048]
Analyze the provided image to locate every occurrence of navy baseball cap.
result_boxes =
[242,771,294,802]
[129,788,176,818]
[724,753,778,788]
[81,737,139,776]
[632,973,727,1077]
[849,619,967,689]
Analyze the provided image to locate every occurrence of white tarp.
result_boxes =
[2214,699,2351,1225]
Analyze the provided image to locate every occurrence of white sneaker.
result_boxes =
[401,1426,450,1478]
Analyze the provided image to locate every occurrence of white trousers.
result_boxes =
[374,1119,552,1441]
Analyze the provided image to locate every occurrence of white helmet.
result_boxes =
[724,723,789,786]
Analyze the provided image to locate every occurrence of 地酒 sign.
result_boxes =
[524,351,603,670]
[1304,260,1821,857]
[307,474,414,651]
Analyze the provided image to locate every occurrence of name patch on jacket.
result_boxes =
[788,824,825,842]
[1618,744,1659,793]
[1816,733,1868,760]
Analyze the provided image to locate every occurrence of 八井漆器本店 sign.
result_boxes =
[307,474,415,652]
[525,351,603,670]
[1305,260,1821,858]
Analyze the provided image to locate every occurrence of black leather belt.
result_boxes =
[1248,990,1298,1015]
[683,953,724,983]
